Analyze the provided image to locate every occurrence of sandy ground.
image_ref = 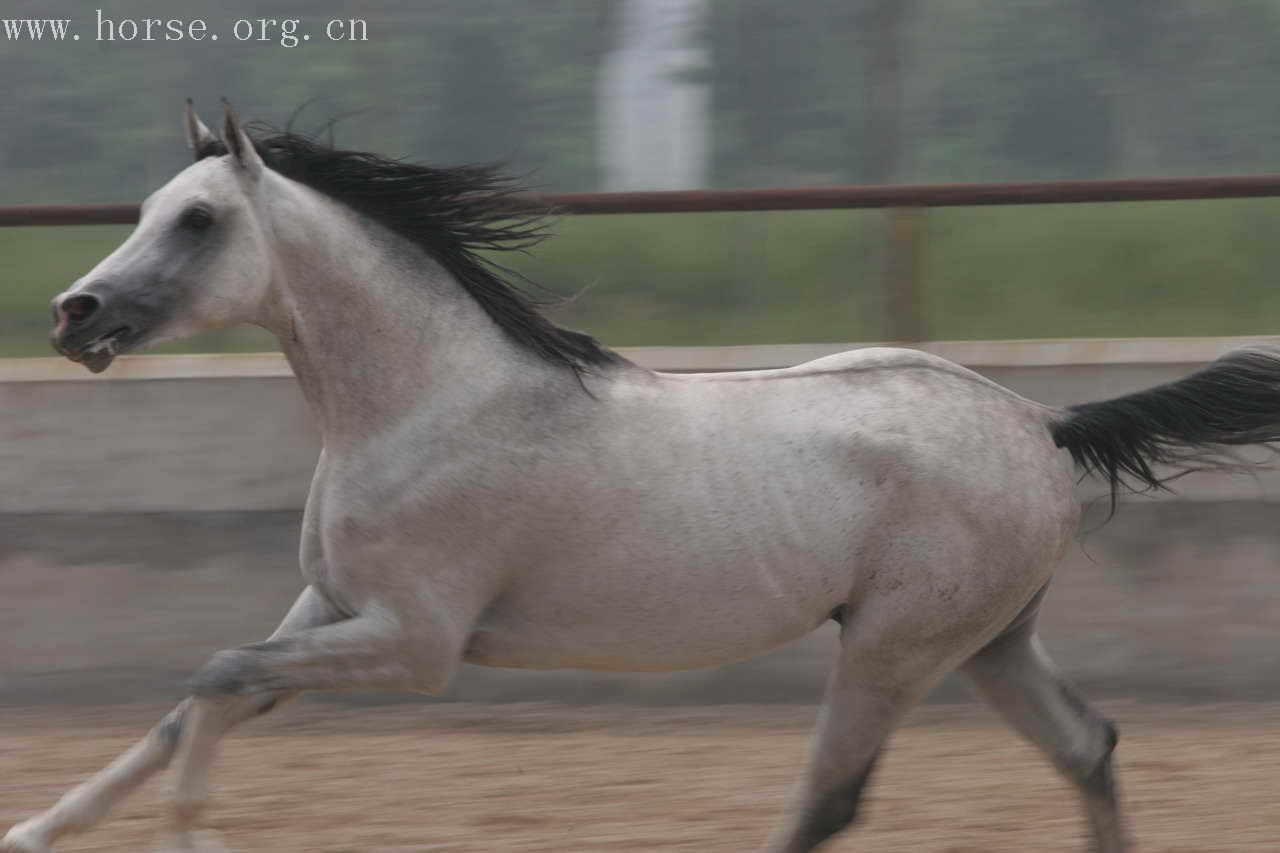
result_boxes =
[3,702,1279,852]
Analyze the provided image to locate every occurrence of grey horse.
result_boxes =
[7,103,1280,853]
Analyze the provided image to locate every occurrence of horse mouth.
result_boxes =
[67,326,132,374]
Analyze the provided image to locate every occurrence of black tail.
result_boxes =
[1050,346,1280,504]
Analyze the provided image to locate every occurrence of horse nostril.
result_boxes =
[61,293,102,326]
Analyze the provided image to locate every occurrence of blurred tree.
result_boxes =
[858,0,914,183]
[7,1,1280,194]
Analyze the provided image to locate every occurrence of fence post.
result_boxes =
[884,206,927,342]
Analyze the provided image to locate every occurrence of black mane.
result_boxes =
[246,129,621,373]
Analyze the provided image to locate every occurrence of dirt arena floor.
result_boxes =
[3,702,1279,852]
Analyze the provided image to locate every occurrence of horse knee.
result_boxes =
[801,779,864,844]
[783,757,879,852]
[187,649,266,697]
[1056,716,1119,801]
[1080,719,1119,801]
[156,703,189,750]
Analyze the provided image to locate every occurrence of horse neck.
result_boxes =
[259,182,543,450]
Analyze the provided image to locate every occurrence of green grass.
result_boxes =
[924,200,1280,339]
[5,200,1280,359]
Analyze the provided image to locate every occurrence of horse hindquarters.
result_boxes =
[759,369,1091,851]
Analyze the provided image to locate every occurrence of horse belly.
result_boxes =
[464,509,864,672]
[465,583,836,672]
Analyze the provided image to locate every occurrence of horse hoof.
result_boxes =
[153,830,229,853]
[0,822,51,853]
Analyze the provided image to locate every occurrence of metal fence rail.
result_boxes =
[6,174,1280,226]
[7,173,1280,340]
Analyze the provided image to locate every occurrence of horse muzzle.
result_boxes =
[50,288,139,374]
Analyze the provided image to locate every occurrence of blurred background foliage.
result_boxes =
[4,0,1280,355]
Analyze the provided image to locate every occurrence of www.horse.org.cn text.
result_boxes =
[2,13,370,48]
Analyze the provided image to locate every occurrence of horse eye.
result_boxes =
[179,206,214,231]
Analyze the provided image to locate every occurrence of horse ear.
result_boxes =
[184,99,222,161]
[221,100,264,178]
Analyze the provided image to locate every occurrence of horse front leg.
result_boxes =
[1,586,342,853]
[160,601,464,852]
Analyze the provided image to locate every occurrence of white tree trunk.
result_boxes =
[598,0,710,191]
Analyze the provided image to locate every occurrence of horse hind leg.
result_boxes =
[962,608,1128,853]
[762,669,898,852]
[763,615,954,853]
